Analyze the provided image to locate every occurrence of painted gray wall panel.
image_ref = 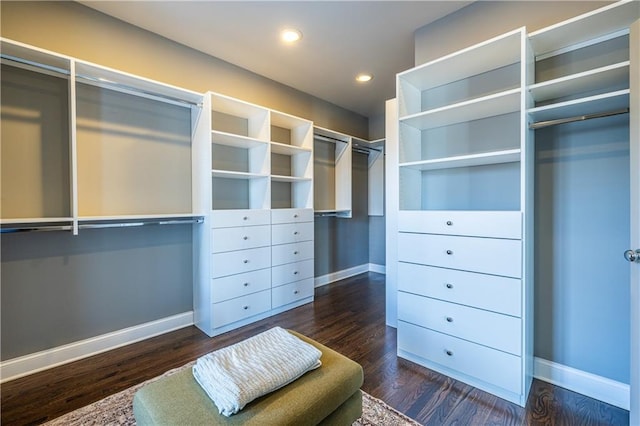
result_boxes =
[314,152,369,276]
[369,216,386,266]
[535,115,630,383]
[1,225,193,360]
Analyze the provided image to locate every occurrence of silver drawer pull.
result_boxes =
[294,231,299,235]
[446,250,453,255]
[294,214,299,218]
[446,317,453,323]
[445,350,453,356]
[243,282,249,287]
[294,290,299,294]
[445,283,453,289]
[243,236,248,240]
[243,216,248,220]
[243,259,249,264]
[446,221,453,226]
[294,251,299,255]
[293,271,299,275]
[243,305,249,310]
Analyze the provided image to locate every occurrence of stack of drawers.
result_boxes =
[396,210,524,398]
[210,210,272,330]
[271,209,315,308]
[202,208,315,337]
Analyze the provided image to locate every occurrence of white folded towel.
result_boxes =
[192,327,322,416]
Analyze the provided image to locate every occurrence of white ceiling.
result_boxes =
[79,1,472,118]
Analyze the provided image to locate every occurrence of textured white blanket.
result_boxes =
[192,327,322,416]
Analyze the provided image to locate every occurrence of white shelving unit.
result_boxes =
[394,27,533,406]
[270,111,313,210]
[0,38,205,234]
[528,0,638,128]
[194,92,315,337]
[313,126,352,218]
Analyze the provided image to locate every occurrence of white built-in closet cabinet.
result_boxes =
[192,92,316,337]
[392,0,639,407]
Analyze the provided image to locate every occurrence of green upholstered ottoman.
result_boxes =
[133,331,364,425]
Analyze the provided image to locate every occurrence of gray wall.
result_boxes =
[414,1,611,65]
[412,1,630,384]
[315,152,370,276]
[369,216,386,266]
[1,226,193,360]
[0,1,370,361]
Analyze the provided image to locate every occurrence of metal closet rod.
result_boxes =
[1,217,204,234]
[1,54,70,76]
[75,74,202,108]
[314,134,349,144]
[529,108,629,130]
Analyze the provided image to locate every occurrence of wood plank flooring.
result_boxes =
[1,272,629,425]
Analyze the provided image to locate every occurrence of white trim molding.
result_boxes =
[314,263,386,288]
[534,357,630,410]
[0,312,193,383]
[368,263,386,274]
[314,264,369,287]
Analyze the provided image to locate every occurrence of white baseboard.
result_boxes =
[368,263,386,274]
[314,263,387,287]
[0,311,194,383]
[314,264,369,287]
[534,357,630,410]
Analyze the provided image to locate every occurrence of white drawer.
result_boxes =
[212,290,271,329]
[211,209,270,228]
[211,268,271,303]
[272,222,314,245]
[272,259,314,287]
[398,211,522,239]
[211,225,271,253]
[398,262,521,317]
[272,241,314,266]
[398,292,521,355]
[272,278,314,308]
[271,208,314,224]
[398,232,522,278]
[398,321,522,394]
[211,247,271,278]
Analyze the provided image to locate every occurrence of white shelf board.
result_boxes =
[270,110,312,129]
[314,126,351,143]
[397,28,522,92]
[211,130,268,148]
[1,38,71,73]
[74,61,203,105]
[0,217,73,224]
[209,92,267,119]
[400,88,521,130]
[528,89,629,123]
[270,175,312,183]
[212,170,269,180]
[270,141,311,155]
[529,62,630,102]
[529,0,639,57]
[400,149,521,171]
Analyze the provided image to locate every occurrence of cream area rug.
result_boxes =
[44,362,421,426]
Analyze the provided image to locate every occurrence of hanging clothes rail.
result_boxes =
[529,108,629,130]
[314,133,349,144]
[75,73,202,109]
[1,217,204,233]
[0,54,70,77]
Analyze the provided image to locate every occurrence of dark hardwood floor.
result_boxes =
[1,272,629,425]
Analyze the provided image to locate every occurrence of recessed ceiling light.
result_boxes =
[355,73,373,83]
[281,28,302,43]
